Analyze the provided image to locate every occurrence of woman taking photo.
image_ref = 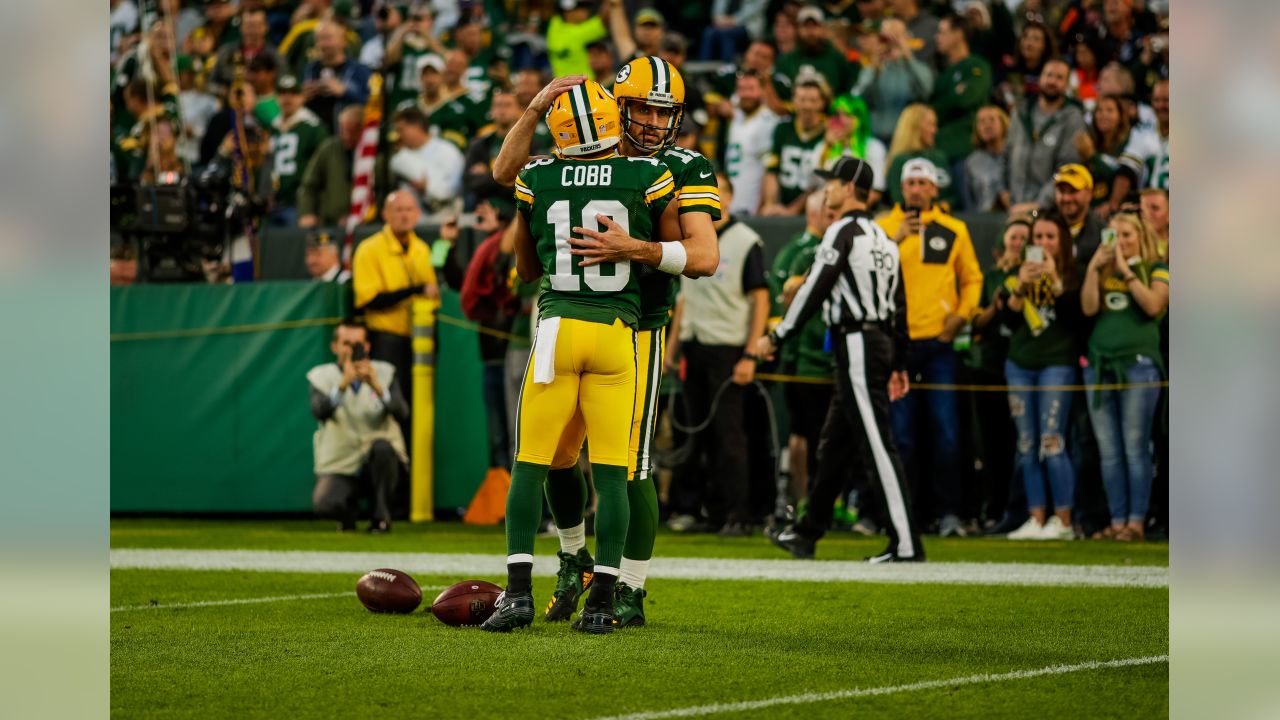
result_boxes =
[971,217,1029,531]
[1004,210,1083,541]
[852,18,934,145]
[1081,213,1169,541]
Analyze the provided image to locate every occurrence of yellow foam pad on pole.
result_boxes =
[411,298,438,522]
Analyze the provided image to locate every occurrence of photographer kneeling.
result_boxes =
[307,322,409,532]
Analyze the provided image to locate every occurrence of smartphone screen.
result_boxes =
[1025,246,1045,263]
[1101,228,1117,247]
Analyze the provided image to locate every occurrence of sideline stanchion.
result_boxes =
[411,297,439,522]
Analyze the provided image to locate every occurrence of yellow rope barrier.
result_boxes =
[758,372,1166,391]
[434,313,531,345]
[110,312,1168,394]
[110,316,344,342]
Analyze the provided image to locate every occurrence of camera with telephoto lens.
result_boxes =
[111,160,266,282]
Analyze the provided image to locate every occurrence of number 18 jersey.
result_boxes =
[514,154,676,328]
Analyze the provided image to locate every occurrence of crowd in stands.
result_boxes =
[110,0,1170,541]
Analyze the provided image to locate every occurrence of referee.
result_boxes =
[753,157,924,563]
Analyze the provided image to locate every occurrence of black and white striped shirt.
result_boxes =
[771,209,909,369]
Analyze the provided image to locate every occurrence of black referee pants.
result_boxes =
[796,328,923,559]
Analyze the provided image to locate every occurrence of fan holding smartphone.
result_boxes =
[1002,209,1085,541]
[1080,213,1169,542]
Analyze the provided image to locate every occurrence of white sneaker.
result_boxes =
[1040,516,1075,540]
[1006,517,1045,540]
[667,514,696,532]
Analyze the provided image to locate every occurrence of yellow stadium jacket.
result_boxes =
[876,205,983,341]
[352,225,438,337]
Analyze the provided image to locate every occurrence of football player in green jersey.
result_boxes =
[481,80,680,635]
[759,78,830,215]
[491,60,720,629]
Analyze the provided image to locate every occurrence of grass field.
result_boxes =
[110,519,1168,719]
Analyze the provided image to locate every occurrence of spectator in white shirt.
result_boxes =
[390,105,464,222]
[720,69,781,217]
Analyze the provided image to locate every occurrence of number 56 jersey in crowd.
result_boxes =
[514,154,676,327]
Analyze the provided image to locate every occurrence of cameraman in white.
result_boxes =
[307,322,409,532]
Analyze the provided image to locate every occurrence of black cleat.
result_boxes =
[368,519,390,534]
[769,525,816,559]
[480,589,535,632]
[571,597,616,634]
[544,549,594,622]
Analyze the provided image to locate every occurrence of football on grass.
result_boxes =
[356,568,423,613]
[431,580,503,626]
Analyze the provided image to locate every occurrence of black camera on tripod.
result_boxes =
[112,161,266,283]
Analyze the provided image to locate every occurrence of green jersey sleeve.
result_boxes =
[662,147,722,220]
[513,160,543,218]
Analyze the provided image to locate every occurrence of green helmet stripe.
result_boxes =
[570,85,595,144]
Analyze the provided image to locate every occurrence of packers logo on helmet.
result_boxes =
[612,56,685,154]
[545,80,621,158]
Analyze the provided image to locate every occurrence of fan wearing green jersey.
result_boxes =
[760,77,831,216]
[490,60,720,630]
[269,76,328,226]
[481,80,682,635]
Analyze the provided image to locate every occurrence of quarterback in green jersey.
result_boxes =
[481,80,680,635]
[491,60,720,630]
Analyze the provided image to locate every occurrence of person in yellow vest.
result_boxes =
[352,190,439,467]
[876,157,982,538]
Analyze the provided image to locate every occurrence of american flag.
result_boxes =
[343,74,384,265]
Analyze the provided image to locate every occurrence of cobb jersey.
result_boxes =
[765,119,825,206]
[515,154,676,328]
[635,146,723,331]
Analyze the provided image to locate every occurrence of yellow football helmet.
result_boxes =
[545,80,621,158]
[612,56,686,153]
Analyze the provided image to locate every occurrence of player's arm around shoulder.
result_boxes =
[669,153,721,277]
[512,165,544,283]
[492,75,586,186]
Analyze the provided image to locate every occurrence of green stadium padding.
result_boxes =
[114,212,1006,514]
[110,281,488,513]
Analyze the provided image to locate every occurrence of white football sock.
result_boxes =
[618,558,649,589]
[558,522,586,554]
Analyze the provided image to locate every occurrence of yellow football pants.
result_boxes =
[551,328,665,480]
[515,318,637,468]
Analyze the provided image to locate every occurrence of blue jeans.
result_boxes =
[1004,361,1077,512]
[891,339,961,517]
[1085,359,1161,524]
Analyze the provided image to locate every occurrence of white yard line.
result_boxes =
[110,549,1167,588]
[586,655,1170,720]
[111,586,444,613]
